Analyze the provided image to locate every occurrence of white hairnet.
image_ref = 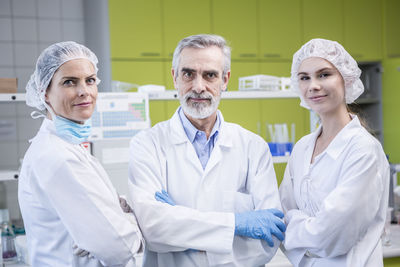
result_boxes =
[291,38,364,109]
[26,41,100,111]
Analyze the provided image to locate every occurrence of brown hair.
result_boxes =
[347,104,376,138]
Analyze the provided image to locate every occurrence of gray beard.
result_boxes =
[179,91,221,119]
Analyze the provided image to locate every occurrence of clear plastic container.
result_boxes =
[0,209,18,263]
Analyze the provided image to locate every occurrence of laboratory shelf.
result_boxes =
[272,156,289,163]
[0,93,25,101]
[0,170,19,181]
[147,90,298,100]
[0,91,298,102]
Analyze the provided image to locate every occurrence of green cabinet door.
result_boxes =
[229,61,260,91]
[302,0,344,44]
[384,257,400,266]
[149,100,168,126]
[384,0,400,58]
[260,62,291,77]
[212,0,259,59]
[382,58,400,163]
[111,61,165,86]
[162,0,212,58]
[164,61,175,90]
[166,100,181,118]
[109,0,163,59]
[259,0,302,60]
[219,99,262,135]
[344,0,383,61]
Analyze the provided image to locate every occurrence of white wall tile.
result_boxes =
[16,102,37,117]
[18,140,31,160]
[16,67,35,92]
[0,141,18,168]
[62,20,85,44]
[0,18,12,41]
[38,41,54,52]
[0,103,17,117]
[0,0,11,16]
[3,180,22,221]
[38,19,61,42]
[13,18,37,41]
[38,0,61,18]
[11,0,36,17]
[0,42,14,66]
[61,0,83,19]
[0,119,17,141]
[15,43,38,67]
[17,117,42,140]
[0,67,15,77]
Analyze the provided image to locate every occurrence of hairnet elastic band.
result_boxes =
[30,111,45,120]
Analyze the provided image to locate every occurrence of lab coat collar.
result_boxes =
[170,107,232,148]
[178,107,220,144]
[40,118,56,134]
[306,115,362,161]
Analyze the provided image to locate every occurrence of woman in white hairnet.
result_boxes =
[279,38,390,267]
[18,41,143,267]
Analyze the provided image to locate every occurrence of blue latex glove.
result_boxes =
[155,189,176,206]
[234,209,286,247]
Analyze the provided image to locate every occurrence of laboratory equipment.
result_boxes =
[0,209,18,263]
[239,75,282,91]
[383,207,394,246]
[267,123,294,156]
[389,164,400,222]
[111,80,139,92]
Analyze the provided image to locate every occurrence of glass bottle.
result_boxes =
[0,209,18,263]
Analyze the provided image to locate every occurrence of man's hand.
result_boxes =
[155,189,176,206]
[234,209,286,247]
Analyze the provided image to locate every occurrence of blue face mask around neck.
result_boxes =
[53,116,92,145]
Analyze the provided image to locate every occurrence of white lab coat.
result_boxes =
[279,116,390,267]
[18,119,143,267]
[128,109,282,267]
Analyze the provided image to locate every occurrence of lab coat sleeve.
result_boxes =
[128,132,235,253]
[242,139,283,261]
[33,152,143,266]
[279,159,299,214]
[283,145,387,258]
[279,159,308,264]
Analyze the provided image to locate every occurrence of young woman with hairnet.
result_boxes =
[279,39,390,267]
[18,41,143,267]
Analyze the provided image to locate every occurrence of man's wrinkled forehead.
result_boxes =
[178,47,224,73]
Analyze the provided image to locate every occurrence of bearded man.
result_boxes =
[127,34,285,267]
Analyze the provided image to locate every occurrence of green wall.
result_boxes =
[382,58,400,163]
[108,0,400,175]
[109,0,400,264]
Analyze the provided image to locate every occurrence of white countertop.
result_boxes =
[10,224,400,266]
[132,250,293,267]
[383,224,400,258]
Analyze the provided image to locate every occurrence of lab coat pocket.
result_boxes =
[222,191,254,213]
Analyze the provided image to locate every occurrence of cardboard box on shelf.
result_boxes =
[0,78,18,93]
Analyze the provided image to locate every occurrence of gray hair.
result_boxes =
[172,34,231,78]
